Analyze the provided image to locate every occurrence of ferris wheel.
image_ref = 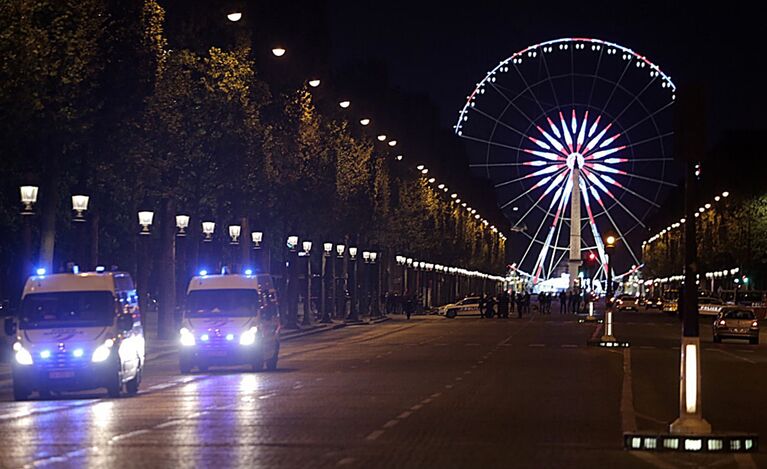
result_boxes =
[455,38,676,284]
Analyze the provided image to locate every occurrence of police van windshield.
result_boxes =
[187,289,259,317]
[20,291,116,329]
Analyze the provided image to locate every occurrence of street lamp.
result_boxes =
[202,221,215,241]
[348,246,359,321]
[320,242,333,323]
[271,47,286,57]
[308,79,321,88]
[339,100,351,109]
[336,244,345,258]
[362,250,371,263]
[602,233,618,342]
[138,211,154,235]
[349,247,358,259]
[251,231,263,249]
[226,11,242,22]
[287,235,298,251]
[302,241,312,325]
[20,186,38,214]
[228,225,241,245]
[302,240,312,254]
[377,134,387,141]
[388,140,397,147]
[176,215,190,237]
[360,118,371,126]
[71,195,89,221]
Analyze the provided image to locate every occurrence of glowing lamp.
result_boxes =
[349,247,358,259]
[35,267,46,276]
[287,235,298,251]
[362,251,371,261]
[20,185,39,213]
[336,244,345,257]
[244,269,253,276]
[395,155,403,161]
[428,178,436,183]
[451,193,457,198]
[377,134,387,141]
[138,211,154,235]
[388,140,397,147]
[339,100,350,109]
[226,12,242,22]
[421,169,429,174]
[308,79,321,88]
[228,225,241,244]
[360,118,371,126]
[302,240,312,253]
[406,258,413,266]
[252,231,263,248]
[370,252,378,263]
[176,215,190,236]
[271,47,286,57]
[72,195,89,220]
[202,221,215,241]
[605,235,617,248]
[323,242,333,254]
[416,165,425,170]
[722,191,729,197]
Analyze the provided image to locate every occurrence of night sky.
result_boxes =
[328,1,763,138]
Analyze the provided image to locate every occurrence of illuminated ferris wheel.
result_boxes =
[455,38,676,284]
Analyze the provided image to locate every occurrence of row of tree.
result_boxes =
[0,0,507,331]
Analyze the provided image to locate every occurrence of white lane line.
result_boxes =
[464,370,472,375]
[366,430,385,441]
[155,420,183,429]
[561,344,578,348]
[621,348,637,433]
[397,411,412,419]
[709,348,756,364]
[638,345,656,349]
[421,398,433,404]
[528,344,545,348]
[455,377,463,381]
[383,419,399,428]
[109,429,150,443]
[430,392,442,398]
[258,393,276,400]
[337,457,356,466]
[410,404,423,410]
[444,384,454,389]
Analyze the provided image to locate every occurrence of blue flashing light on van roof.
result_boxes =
[95,266,105,273]
[199,269,208,276]
[244,269,253,276]
[72,265,80,274]
[35,268,46,276]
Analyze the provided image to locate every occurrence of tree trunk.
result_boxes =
[158,198,176,339]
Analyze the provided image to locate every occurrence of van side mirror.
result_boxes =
[4,317,17,336]
[117,314,134,332]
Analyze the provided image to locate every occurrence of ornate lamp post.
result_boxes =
[138,211,154,235]
[20,186,38,278]
[302,241,313,326]
[320,243,333,323]
[335,244,345,319]
[348,247,359,321]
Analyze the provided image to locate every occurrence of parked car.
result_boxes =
[713,307,759,344]
[615,294,639,312]
[439,297,481,318]
[642,297,663,311]
[698,296,725,316]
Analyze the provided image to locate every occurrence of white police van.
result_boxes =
[179,272,280,373]
[6,270,145,400]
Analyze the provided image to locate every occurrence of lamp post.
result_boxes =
[348,246,359,321]
[228,225,241,272]
[20,186,38,279]
[335,244,345,319]
[176,215,190,304]
[284,235,300,329]
[138,211,154,235]
[71,195,89,269]
[363,251,371,317]
[602,234,617,342]
[320,243,333,323]
[301,241,313,326]
[251,231,263,272]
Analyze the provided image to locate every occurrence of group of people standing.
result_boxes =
[478,291,534,319]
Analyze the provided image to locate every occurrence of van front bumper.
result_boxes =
[180,338,277,367]
[12,360,118,392]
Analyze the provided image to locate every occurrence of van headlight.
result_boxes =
[180,327,196,347]
[239,327,258,346]
[91,339,114,363]
[13,342,33,366]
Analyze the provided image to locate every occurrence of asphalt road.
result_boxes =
[0,309,765,468]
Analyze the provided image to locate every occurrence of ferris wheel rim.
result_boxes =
[454,37,677,136]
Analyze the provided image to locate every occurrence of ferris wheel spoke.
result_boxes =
[468,106,531,139]
[587,184,641,266]
[512,63,553,120]
[486,80,541,130]
[610,74,659,125]
[539,49,563,112]
[622,131,674,152]
[470,162,542,167]
[620,100,675,136]
[500,167,568,210]
[596,173,661,208]
[584,169,646,229]
[457,133,527,152]
[495,164,565,188]
[517,186,565,272]
[601,56,632,113]
[586,46,605,111]
[579,178,608,266]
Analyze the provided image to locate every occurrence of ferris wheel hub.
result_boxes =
[566,152,585,170]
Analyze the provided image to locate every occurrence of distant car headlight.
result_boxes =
[13,342,33,366]
[180,327,196,347]
[239,327,258,346]
[91,339,114,363]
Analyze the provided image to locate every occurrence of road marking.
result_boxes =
[155,420,183,429]
[561,344,578,348]
[337,457,356,466]
[430,392,442,398]
[638,345,656,349]
[465,343,480,346]
[421,398,433,404]
[471,365,477,369]
[445,384,454,389]
[464,370,472,374]
[621,348,637,432]
[709,348,756,364]
[366,430,384,441]
[383,419,399,428]
[455,377,463,381]
[259,393,276,400]
[528,343,545,347]
[410,404,423,410]
[397,411,412,419]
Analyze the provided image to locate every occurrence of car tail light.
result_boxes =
[752,321,759,328]
[718,320,726,326]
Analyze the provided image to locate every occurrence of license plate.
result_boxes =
[49,371,75,379]
[206,350,227,357]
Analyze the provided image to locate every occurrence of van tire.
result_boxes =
[13,382,30,401]
[179,357,193,374]
[106,372,122,398]
[252,353,264,372]
[265,342,280,371]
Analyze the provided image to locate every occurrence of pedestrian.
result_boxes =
[542,292,550,314]
[498,291,510,318]
[523,291,531,315]
[574,287,582,314]
[509,291,516,315]
[479,294,487,319]
[485,295,496,318]
[516,292,524,318]
[559,290,567,314]
[404,291,414,320]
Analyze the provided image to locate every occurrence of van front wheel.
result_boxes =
[125,369,141,396]
[13,381,30,401]
[106,371,122,398]
[265,342,280,371]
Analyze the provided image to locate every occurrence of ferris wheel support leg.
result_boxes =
[568,167,582,291]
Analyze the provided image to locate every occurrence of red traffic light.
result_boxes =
[588,252,596,261]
